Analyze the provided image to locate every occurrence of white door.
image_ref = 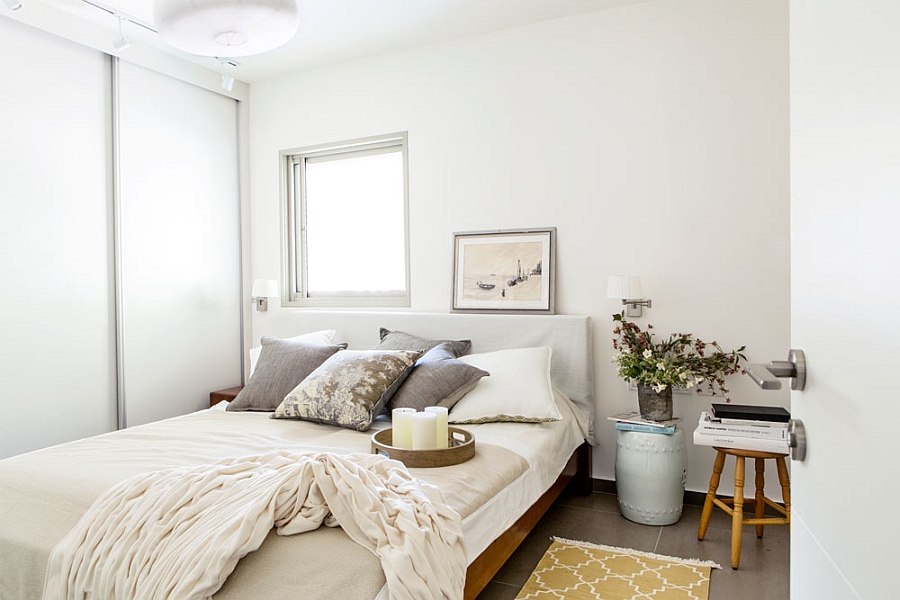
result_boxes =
[790,1,899,598]
[0,20,116,458]
[117,62,242,426]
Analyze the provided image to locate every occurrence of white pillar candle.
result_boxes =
[392,408,416,449]
[412,411,438,450]
[425,406,449,449]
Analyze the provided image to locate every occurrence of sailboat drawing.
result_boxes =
[507,260,529,287]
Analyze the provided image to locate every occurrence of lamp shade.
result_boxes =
[607,275,642,299]
[251,278,279,298]
[153,0,300,57]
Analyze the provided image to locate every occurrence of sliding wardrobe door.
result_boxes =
[0,19,116,458]
[117,62,241,427]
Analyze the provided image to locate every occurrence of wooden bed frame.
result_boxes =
[209,386,592,600]
[211,388,593,599]
[253,311,597,598]
[463,442,592,599]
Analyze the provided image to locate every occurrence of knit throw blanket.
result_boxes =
[42,451,466,600]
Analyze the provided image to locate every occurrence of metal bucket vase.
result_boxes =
[637,384,673,421]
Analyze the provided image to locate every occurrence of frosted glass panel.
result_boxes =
[0,20,116,458]
[118,62,241,426]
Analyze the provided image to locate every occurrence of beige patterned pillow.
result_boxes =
[274,349,423,431]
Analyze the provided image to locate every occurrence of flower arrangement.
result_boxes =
[611,312,746,400]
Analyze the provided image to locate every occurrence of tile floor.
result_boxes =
[475,490,789,599]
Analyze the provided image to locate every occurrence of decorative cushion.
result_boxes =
[227,338,345,412]
[248,330,337,376]
[388,343,490,412]
[449,347,562,424]
[274,349,423,431]
[376,328,471,357]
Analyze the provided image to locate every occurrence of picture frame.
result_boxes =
[452,227,556,314]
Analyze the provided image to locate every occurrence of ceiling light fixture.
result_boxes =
[2,0,23,12]
[153,0,299,57]
[217,57,239,91]
[112,16,132,51]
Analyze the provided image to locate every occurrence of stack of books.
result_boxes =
[692,403,791,453]
[609,411,681,435]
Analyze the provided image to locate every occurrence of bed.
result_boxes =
[0,312,595,600]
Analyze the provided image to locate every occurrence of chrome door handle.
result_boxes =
[745,349,806,391]
[788,419,806,462]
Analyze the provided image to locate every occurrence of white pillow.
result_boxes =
[248,330,337,376]
[449,347,562,424]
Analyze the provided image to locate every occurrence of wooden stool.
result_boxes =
[697,447,790,569]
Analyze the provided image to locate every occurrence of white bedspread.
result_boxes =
[43,451,465,600]
[0,389,583,600]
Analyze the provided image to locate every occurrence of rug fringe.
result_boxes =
[551,536,722,570]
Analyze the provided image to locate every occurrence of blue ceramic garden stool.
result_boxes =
[615,427,687,525]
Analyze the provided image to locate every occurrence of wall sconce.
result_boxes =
[251,279,279,312]
[607,275,652,318]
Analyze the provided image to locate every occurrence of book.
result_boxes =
[697,411,787,440]
[714,416,789,428]
[710,403,791,423]
[692,425,790,453]
[614,421,676,435]
[608,411,682,428]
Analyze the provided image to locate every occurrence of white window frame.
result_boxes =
[280,132,410,307]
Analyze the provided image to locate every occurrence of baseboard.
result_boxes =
[590,478,707,507]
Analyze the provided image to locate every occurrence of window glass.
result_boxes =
[284,134,409,306]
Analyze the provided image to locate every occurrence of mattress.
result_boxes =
[0,389,585,600]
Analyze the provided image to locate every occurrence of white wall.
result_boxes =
[248,0,791,492]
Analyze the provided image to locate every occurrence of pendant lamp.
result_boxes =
[153,0,299,57]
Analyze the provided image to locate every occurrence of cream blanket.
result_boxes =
[42,451,465,600]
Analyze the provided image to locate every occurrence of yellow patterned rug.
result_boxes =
[515,537,721,600]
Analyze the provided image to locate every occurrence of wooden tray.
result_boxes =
[371,427,475,468]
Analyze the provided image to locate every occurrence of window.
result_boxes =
[282,133,409,307]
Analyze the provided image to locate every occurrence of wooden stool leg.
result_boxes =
[731,455,746,569]
[698,450,726,540]
[755,457,766,538]
[776,456,791,524]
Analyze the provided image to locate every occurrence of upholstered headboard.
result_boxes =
[260,311,595,441]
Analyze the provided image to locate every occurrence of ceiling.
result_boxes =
[36,0,645,82]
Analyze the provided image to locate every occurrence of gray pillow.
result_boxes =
[376,328,471,357]
[273,349,423,431]
[388,343,489,412]
[226,337,345,412]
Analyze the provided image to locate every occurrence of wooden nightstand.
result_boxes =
[210,385,243,407]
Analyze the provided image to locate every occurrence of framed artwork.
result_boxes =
[452,227,556,314]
